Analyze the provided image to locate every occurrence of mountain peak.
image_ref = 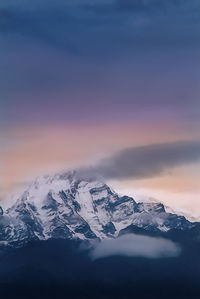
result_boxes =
[0,171,197,248]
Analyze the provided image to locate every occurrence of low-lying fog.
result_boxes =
[90,234,181,260]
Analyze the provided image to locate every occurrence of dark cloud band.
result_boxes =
[78,140,200,180]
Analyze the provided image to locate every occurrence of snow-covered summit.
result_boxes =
[0,171,197,247]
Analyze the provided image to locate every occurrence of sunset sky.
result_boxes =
[1,0,200,218]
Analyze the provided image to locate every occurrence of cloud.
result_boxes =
[1,0,199,126]
[83,0,200,15]
[78,140,200,180]
[115,0,168,12]
[0,6,79,54]
[0,0,199,51]
[90,234,181,260]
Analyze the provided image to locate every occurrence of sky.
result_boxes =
[1,0,200,217]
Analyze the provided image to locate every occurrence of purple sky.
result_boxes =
[1,0,200,127]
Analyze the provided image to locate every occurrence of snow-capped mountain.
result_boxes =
[0,171,198,248]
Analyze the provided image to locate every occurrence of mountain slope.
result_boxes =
[0,171,198,248]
